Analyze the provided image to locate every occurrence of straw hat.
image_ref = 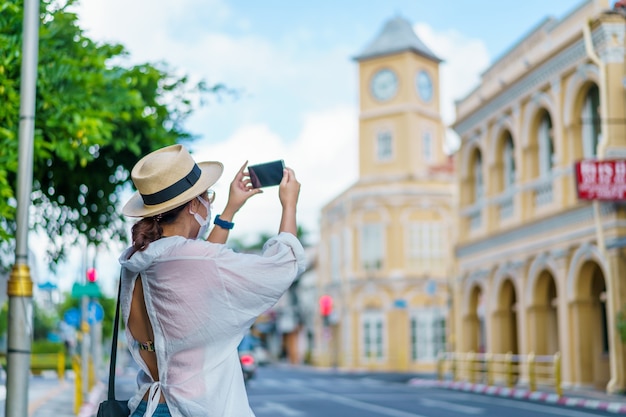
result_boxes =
[122,144,223,218]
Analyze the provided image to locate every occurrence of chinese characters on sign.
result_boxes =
[575,159,626,200]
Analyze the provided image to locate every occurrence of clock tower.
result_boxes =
[317,15,455,373]
[354,16,446,181]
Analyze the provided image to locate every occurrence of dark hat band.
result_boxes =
[140,164,201,206]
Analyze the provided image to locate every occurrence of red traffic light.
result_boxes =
[319,295,333,316]
[86,267,97,283]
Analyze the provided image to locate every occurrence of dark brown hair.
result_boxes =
[130,202,189,254]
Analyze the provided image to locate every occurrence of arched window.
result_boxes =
[581,85,601,159]
[538,113,554,177]
[503,133,516,190]
[473,151,483,202]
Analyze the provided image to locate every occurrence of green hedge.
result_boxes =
[31,340,65,354]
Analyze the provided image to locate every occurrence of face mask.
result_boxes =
[190,196,211,239]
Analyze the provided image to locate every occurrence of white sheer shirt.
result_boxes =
[118,232,306,417]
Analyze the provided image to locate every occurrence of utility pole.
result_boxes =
[6,0,40,416]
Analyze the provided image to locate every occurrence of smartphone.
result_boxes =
[248,160,285,188]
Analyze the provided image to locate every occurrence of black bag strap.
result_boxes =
[107,273,123,401]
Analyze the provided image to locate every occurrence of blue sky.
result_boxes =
[41,0,614,293]
[78,0,594,145]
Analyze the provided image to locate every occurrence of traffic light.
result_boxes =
[86,267,97,283]
[319,294,333,324]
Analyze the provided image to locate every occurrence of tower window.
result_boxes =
[377,131,393,161]
[423,132,433,162]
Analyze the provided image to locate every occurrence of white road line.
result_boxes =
[254,401,304,416]
[255,378,430,416]
[312,391,430,417]
[419,398,483,415]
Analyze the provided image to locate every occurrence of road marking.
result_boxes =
[254,401,304,416]
[254,378,429,416]
[312,391,429,417]
[419,398,483,415]
[250,393,312,402]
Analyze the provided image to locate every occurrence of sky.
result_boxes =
[35,0,617,295]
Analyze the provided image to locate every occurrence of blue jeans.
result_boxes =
[131,400,171,417]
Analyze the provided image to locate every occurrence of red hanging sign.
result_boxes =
[575,159,626,200]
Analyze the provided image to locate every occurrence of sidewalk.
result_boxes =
[408,377,626,414]
[28,375,107,417]
[29,358,138,417]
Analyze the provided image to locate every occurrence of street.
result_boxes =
[1,365,622,417]
[245,366,622,417]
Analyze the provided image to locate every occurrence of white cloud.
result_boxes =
[191,105,358,245]
[75,0,317,93]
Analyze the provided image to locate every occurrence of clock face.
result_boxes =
[370,69,398,101]
[416,70,433,102]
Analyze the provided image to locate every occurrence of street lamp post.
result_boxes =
[6,1,40,416]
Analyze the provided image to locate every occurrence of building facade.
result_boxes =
[315,16,456,372]
[452,0,626,392]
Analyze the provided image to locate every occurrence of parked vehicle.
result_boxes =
[238,333,258,383]
[253,345,270,366]
[239,351,256,383]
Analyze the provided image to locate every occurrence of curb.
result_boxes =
[408,379,626,414]
[77,381,107,417]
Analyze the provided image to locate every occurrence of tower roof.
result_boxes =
[354,16,442,63]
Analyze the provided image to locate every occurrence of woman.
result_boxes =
[118,144,305,417]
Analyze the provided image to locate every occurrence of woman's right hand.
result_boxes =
[278,167,300,236]
[279,167,300,209]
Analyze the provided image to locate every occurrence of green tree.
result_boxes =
[0,0,233,267]
[229,225,311,252]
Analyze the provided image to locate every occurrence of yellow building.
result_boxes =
[452,0,626,392]
[315,16,456,372]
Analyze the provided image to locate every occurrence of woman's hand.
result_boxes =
[207,161,261,244]
[278,167,300,236]
[223,161,262,215]
[279,167,300,209]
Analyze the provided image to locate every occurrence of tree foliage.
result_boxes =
[0,0,231,268]
[230,225,311,252]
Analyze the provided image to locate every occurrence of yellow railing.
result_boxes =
[437,351,562,397]
[72,355,82,416]
[72,354,96,415]
[0,351,96,415]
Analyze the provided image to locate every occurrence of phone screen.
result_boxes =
[248,160,285,188]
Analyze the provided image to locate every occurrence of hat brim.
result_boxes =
[122,161,223,218]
